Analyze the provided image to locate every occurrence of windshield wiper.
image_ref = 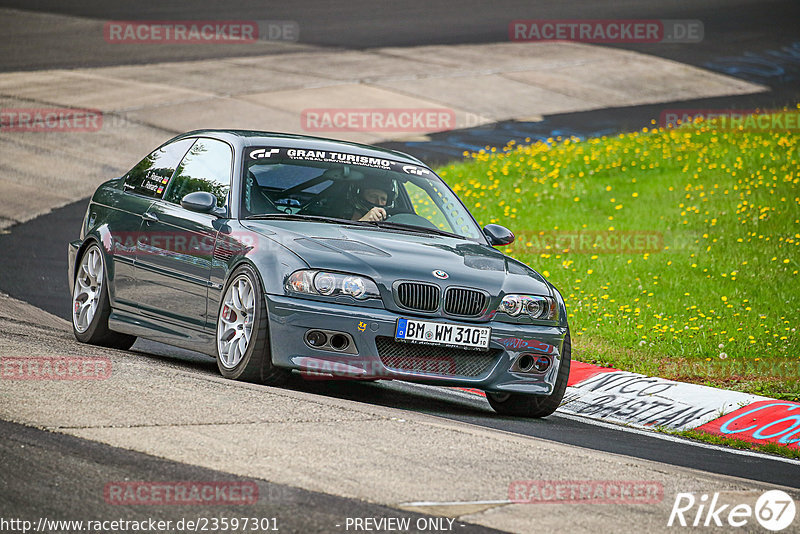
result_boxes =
[245,214,466,239]
[244,213,372,226]
[368,221,465,239]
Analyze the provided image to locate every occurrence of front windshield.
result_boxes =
[241,146,484,240]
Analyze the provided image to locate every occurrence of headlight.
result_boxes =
[498,294,522,316]
[498,294,558,321]
[286,270,380,301]
[314,272,336,295]
[342,276,367,298]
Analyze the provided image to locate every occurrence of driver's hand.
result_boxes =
[359,207,387,222]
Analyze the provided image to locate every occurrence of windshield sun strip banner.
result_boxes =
[247,147,431,177]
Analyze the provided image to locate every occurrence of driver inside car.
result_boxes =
[347,174,397,222]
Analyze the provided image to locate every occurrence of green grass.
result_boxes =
[667,429,800,460]
[437,109,800,402]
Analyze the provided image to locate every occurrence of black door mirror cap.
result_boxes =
[181,191,224,216]
[483,224,515,246]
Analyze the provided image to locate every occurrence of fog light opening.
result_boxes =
[329,334,350,351]
[306,330,328,348]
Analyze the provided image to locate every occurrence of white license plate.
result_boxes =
[395,318,491,351]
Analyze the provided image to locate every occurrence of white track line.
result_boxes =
[400,499,513,507]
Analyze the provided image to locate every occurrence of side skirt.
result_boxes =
[109,309,217,356]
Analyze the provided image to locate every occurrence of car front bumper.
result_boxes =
[265,294,567,395]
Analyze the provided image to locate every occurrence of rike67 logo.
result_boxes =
[668,490,796,531]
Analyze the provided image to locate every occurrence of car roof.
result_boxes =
[171,129,426,166]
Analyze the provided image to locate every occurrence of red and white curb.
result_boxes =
[456,361,800,451]
[562,362,799,450]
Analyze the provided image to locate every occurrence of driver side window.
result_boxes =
[164,138,233,208]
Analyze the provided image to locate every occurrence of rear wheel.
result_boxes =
[487,330,572,418]
[216,264,290,386]
[71,243,136,350]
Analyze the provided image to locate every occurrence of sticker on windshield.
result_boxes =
[247,147,430,174]
[402,165,430,176]
[249,148,280,159]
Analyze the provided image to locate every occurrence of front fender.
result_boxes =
[207,222,309,326]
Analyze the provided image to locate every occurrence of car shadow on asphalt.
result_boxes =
[121,339,526,421]
[284,374,498,418]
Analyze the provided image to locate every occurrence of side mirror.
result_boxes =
[181,191,223,216]
[483,224,515,246]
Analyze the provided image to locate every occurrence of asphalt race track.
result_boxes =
[1,0,799,71]
[1,2,800,532]
[1,197,798,491]
[3,1,800,164]
[1,420,503,533]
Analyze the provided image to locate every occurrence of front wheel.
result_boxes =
[487,330,572,418]
[71,243,136,350]
[216,264,290,386]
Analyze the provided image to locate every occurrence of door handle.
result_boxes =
[142,211,158,223]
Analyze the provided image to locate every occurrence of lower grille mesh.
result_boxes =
[375,336,500,378]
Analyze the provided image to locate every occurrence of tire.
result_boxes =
[71,243,136,350]
[487,330,572,418]
[215,264,290,386]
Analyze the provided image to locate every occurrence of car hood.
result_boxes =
[242,220,552,297]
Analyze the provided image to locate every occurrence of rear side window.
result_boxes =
[123,138,195,198]
[164,138,233,207]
